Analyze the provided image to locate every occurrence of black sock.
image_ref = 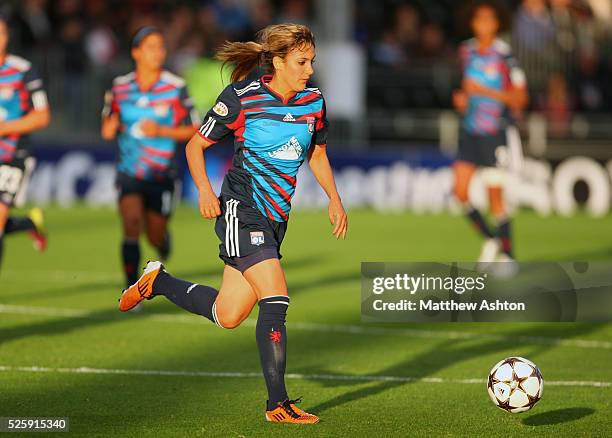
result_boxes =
[4,216,35,235]
[152,270,219,324]
[158,231,171,261]
[121,239,140,286]
[466,207,493,239]
[256,296,290,410]
[497,219,513,257]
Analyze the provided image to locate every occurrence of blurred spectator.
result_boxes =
[538,72,573,137]
[13,0,51,50]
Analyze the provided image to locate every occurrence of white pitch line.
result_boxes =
[0,304,611,350]
[0,365,609,388]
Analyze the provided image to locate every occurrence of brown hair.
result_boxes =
[216,23,315,83]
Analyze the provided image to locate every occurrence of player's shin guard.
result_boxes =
[496,218,513,257]
[4,216,35,234]
[121,239,140,286]
[256,295,290,410]
[152,270,219,324]
[466,206,493,239]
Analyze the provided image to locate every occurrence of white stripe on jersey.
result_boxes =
[31,90,48,110]
[234,81,261,96]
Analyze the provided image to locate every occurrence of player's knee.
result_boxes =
[216,309,246,329]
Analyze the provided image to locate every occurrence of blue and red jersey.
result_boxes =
[104,70,199,182]
[0,54,48,163]
[198,75,328,222]
[459,39,526,135]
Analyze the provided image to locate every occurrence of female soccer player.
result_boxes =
[0,15,50,272]
[119,24,347,424]
[453,1,528,264]
[102,27,199,287]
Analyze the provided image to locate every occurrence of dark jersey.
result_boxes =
[0,54,48,163]
[198,75,328,222]
[104,70,199,182]
[459,39,526,135]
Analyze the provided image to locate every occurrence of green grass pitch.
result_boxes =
[0,205,610,437]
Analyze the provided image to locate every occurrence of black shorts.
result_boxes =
[116,173,178,218]
[0,155,35,208]
[457,130,506,167]
[215,194,287,273]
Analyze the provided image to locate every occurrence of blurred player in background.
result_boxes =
[453,1,528,264]
[119,24,347,424]
[101,27,199,287]
[0,15,50,273]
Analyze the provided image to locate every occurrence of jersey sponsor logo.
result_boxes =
[250,231,265,246]
[268,136,303,161]
[307,117,315,133]
[0,88,14,100]
[282,112,295,122]
[154,104,170,117]
[213,101,228,116]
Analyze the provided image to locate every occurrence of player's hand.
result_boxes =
[452,89,468,113]
[463,79,489,96]
[328,197,347,239]
[199,188,221,219]
[141,119,160,137]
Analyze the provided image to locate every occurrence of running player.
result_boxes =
[119,24,347,424]
[0,15,50,272]
[101,27,199,287]
[453,1,528,264]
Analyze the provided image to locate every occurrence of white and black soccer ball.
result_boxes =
[487,356,543,413]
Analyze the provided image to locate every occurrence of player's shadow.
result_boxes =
[304,323,605,414]
[521,407,595,426]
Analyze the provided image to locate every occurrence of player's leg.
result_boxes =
[149,263,257,327]
[453,160,494,239]
[143,210,171,262]
[143,183,174,262]
[119,194,144,286]
[242,258,318,423]
[484,169,513,258]
[0,202,9,270]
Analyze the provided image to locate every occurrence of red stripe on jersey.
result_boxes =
[18,84,29,112]
[0,80,22,88]
[240,94,266,102]
[263,192,289,221]
[0,66,21,76]
[270,181,292,204]
[113,82,132,92]
[196,130,217,144]
[243,107,264,113]
[152,84,175,94]
[293,92,320,105]
[140,155,167,170]
[0,139,17,151]
[172,99,188,125]
[227,109,246,142]
[143,146,173,159]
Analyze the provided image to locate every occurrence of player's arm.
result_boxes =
[308,143,347,240]
[453,43,469,114]
[185,134,219,219]
[187,85,241,219]
[0,69,50,136]
[101,89,120,140]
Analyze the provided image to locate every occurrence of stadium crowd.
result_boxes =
[1,0,610,138]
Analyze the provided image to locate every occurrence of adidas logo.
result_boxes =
[283,113,295,122]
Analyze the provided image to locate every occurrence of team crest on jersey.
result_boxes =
[250,231,265,246]
[307,117,315,133]
[154,104,169,117]
[0,88,14,100]
[136,96,149,107]
[213,101,228,116]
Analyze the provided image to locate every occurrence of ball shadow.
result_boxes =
[522,407,595,426]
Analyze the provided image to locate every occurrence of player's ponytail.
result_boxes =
[216,23,315,83]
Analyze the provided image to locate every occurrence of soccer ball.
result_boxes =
[487,356,543,413]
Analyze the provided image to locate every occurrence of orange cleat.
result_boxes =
[265,399,319,424]
[118,261,164,312]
